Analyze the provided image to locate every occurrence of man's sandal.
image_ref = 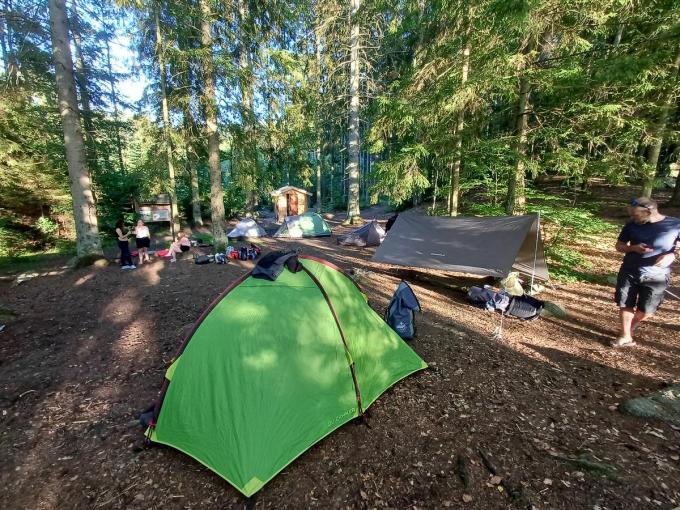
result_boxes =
[610,337,637,348]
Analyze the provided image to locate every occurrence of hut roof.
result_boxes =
[270,186,312,197]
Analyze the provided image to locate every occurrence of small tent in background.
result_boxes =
[338,220,385,247]
[227,218,267,239]
[144,256,427,497]
[373,214,549,282]
[273,212,332,238]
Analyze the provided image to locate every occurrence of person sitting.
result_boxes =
[167,232,192,262]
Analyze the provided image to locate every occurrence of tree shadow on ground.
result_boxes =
[1,236,679,509]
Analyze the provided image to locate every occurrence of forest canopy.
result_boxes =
[1,0,679,257]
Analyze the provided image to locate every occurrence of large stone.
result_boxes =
[72,254,108,269]
[93,258,110,268]
[619,385,680,425]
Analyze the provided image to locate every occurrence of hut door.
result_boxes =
[288,192,298,216]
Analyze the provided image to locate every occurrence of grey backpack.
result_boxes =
[385,281,421,340]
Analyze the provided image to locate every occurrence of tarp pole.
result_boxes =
[530,211,540,292]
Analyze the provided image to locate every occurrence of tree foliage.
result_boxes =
[1,0,679,256]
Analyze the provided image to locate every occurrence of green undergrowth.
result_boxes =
[0,240,76,274]
[465,190,620,283]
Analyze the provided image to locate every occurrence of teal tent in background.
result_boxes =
[146,256,427,496]
[273,212,332,238]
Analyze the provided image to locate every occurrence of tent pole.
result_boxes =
[530,211,540,293]
[665,288,680,300]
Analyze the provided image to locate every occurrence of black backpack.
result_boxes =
[194,254,212,265]
[385,281,421,340]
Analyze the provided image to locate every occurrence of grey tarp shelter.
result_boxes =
[373,214,549,281]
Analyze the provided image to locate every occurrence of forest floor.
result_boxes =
[1,185,679,509]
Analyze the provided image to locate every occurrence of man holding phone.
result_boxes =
[613,197,680,347]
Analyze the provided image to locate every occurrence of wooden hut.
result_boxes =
[271,186,312,223]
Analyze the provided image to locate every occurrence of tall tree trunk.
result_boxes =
[0,5,8,75]
[410,0,427,206]
[189,158,203,226]
[102,13,125,174]
[69,0,98,174]
[506,38,536,216]
[48,0,101,256]
[315,24,323,212]
[237,0,257,210]
[431,165,438,211]
[346,0,361,224]
[4,0,19,82]
[613,23,624,47]
[155,9,180,235]
[506,72,530,215]
[199,0,226,248]
[641,49,680,198]
[448,22,470,216]
[182,69,203,227]
[265,77,277,186]
[414,0,426,65]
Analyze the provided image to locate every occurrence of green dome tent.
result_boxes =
[145,256,427,497]
[273,212,332,238]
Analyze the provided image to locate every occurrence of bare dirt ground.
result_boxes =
[1,191,679,509]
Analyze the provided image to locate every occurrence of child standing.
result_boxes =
[133,219,151,264]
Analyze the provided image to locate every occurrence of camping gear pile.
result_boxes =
[226,243,262,261]
[192,244,263,265]
[142,254,427,497]
[466,285,544,321]
[273,212,332,238]
[337,220,386,247]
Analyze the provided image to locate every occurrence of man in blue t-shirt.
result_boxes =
[613,197,680,347]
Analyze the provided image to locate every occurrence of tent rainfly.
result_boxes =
[338,220,386,247]
[144,256,427,497]
[273,212,332,238]
[227,218,267,239]
[373,214,549,281]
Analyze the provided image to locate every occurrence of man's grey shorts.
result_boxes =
[615,270,669,313]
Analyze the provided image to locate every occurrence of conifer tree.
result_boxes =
[48,0,102,257]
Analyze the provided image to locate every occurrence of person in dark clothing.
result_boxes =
[613,197,680,347]
[115,220,136,269]
[385,214,398,232]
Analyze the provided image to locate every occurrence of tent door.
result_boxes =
[288,193,299,216]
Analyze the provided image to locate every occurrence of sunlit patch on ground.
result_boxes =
[0,198,678,509]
